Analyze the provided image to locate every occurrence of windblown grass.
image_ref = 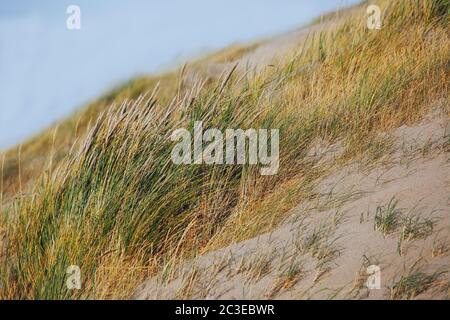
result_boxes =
[0,0,448,299]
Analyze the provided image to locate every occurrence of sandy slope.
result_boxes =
[186,13,345,85]
[133,9,450,299]
[133,106,449,300]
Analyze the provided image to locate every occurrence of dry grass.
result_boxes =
[201,42,262,64]
[0,0,448,299]
[389,260,444,300]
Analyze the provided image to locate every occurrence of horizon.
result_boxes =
[0,0,359,150]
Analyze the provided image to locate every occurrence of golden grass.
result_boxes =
[0,0,448,299]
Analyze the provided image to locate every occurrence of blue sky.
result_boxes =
[0,0,359,150]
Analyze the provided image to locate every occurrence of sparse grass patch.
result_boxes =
[267,257,304,298]
[401,214,436,242]
[374,197,402,236]
[245,251,275,283]
[389,262,443,300]
[295,213,342,274]
[397,210,436,255]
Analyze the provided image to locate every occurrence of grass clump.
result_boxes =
[374,198,403,236]
[389,261,443,300]
[397,211,436,255]
[400,214,435,242]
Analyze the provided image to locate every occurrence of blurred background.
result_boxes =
[0,0,358,150]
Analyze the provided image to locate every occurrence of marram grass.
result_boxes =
[0,0,448,299]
